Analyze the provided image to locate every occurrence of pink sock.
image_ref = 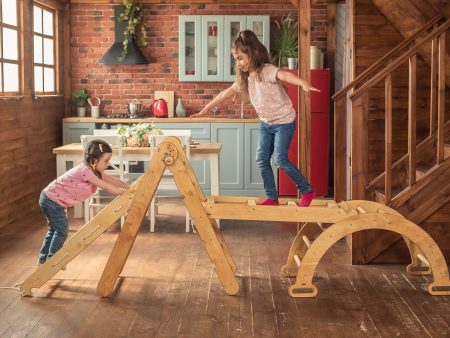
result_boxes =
[299,191,315,207]
[256,198,279,206]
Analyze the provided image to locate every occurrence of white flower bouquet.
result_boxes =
[118,122,162,147]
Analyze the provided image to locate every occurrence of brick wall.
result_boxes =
[70,3,327,118]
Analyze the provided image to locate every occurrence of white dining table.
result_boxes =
[53,142,221,218]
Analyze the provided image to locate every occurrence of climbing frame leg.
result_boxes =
[96,147,166,297]
[169,141,238,294]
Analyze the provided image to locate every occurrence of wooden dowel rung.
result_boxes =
[247,200,256,206]
[356,206,367,214]
[294,254,301,267]
[206,197,215,204]
[317,222,324,231]
[417,253,430,267]
[302,235,312,248]
[287,201,297,207]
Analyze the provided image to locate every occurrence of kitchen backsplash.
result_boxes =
[70,3,328,118]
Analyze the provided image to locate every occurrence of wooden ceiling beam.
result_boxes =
[70,0,295,4]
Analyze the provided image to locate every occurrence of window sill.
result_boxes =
[34,94,64,99]
[0,95,24,100]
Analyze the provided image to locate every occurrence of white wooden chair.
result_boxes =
[148,130,192,232]
[80,135,128,225]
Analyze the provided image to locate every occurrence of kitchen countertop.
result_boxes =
[63,117,260,123]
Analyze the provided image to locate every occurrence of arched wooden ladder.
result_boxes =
[17,137,450,299]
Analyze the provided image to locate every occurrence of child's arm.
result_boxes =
[191,86,237,118]
[101,172,130,190]
[276,70,320,92]
[88,175,128,195]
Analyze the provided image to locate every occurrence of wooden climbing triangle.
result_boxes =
[17,137,450,299]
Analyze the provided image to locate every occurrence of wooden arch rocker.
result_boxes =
[17,137,450,299]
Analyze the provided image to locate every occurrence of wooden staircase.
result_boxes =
[333,13,450,264]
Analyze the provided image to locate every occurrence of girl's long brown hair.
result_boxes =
[232,30,271,100]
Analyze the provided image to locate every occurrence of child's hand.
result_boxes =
[190,108,208,118]
[302,83,320,93]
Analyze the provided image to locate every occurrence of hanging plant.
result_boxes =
[119,0,148,59]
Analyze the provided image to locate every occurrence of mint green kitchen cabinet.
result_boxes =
[211,122,245,194]
[179,15,269,82]
[63,122,94,144]
[179,16,202,82]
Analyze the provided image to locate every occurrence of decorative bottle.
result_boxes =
[175,98,186,118]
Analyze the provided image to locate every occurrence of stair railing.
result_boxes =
[333,15,449,204]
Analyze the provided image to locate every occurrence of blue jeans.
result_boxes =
[256,121,313,200]
[38,191,68,264]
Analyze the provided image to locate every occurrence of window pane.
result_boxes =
[34,66,43,92]
[43,10,53,36]
[33,6,42,33]
[3,28,18,60]
[43,38,53,65]
[4,63,18,92]
[34,36,42,63]
[43,67,54,92]
[2,0,17,26]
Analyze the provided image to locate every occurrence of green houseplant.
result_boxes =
[119,0,148,59]
[70,88,90,117]
[118,123,162,147]
[270,13,298,68]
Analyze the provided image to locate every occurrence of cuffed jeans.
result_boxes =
[256,121,313,200]
[38,191,68,264]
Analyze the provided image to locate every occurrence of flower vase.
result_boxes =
[175,98,186,118]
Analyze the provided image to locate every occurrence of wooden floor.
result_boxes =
[0,198,449,337]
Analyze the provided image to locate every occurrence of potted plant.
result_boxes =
[70,88,90,117]
[286,49,299,70]
[270,14,298,68]
[119,0,148,59]
[118,122,162,147]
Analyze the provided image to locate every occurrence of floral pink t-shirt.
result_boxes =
[44,163,98,208]
[232,64,295,125]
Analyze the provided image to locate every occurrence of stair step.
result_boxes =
[374,187,403,204]
[416,163,432,180]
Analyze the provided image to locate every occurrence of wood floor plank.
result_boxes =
[247,222,279,338]
[381,266,450,336]
[0,199,449,337]
[225,221,254,338]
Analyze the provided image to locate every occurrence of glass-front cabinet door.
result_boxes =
[201,16,223,82]
[224,16,246,82]
[247,16,270,51]
[179,16,202,82]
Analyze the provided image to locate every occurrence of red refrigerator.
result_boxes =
[278,69,331,196]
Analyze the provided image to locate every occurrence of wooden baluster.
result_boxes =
[437,31,445,164]
[408,54,417,187]
[351,92,369,200]
[385,74,392,203]
[334,95,347,203]
[429,37,438,136]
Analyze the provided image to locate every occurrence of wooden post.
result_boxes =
[299,0,312,182]
[408,54,417,186]
[385,73,392,203]
[437,32,445,164]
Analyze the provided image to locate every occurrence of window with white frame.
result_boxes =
[0,0,19,94]
[33,3,56,94]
